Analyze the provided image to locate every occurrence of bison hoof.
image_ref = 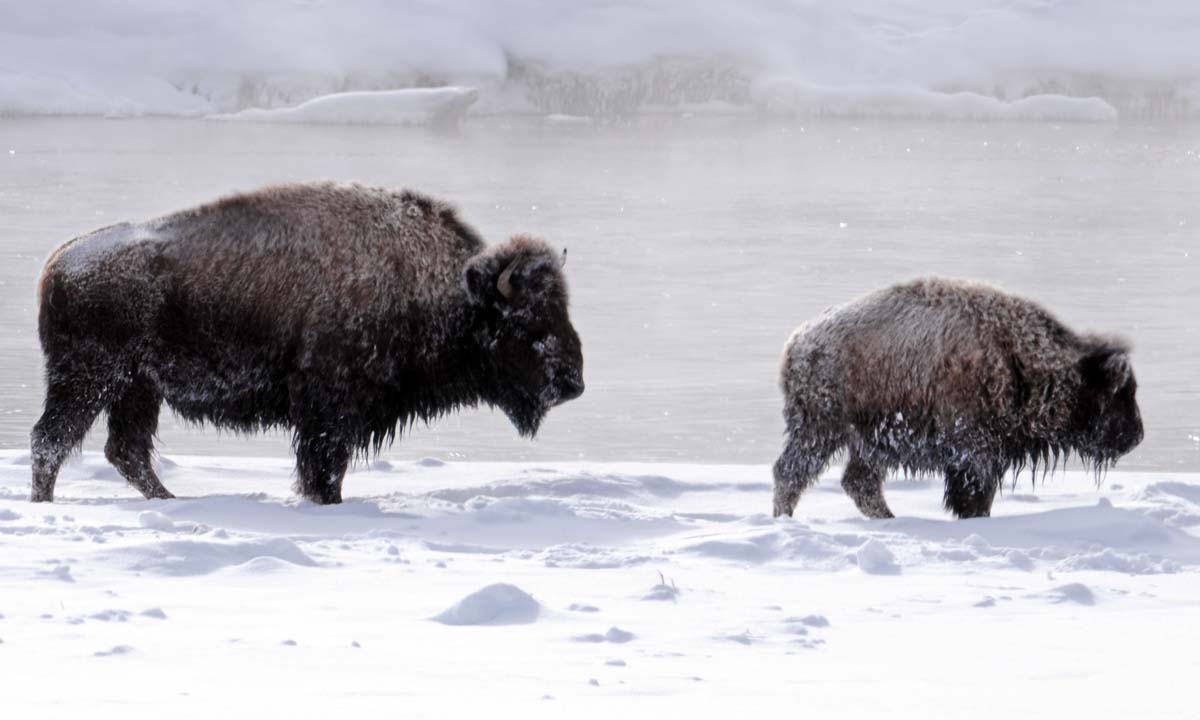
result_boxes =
[300,492,342,505]
[856,504,895,520]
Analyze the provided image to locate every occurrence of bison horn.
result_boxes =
[561,248,568,268]
[497,259,519,299]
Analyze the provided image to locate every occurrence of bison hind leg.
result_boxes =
[105,380,174,500]
[773,431,844,517]
[31,368,113,502]
[944,464,999,519]
[841,453,893,519]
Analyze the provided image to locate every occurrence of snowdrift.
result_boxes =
[2,0,1198,121]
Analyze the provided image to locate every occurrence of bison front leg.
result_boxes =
[292,428,352,505]
[841,452,893,519]
[289,380,355,504]
[944,464,999,519]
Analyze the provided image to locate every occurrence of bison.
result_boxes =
[773,277,1143,519]
[31,182,584,503]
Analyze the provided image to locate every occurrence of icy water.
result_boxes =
[0,117,1196,471]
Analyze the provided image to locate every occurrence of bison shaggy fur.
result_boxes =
[773,277,1143,519]
[31,182,584,504]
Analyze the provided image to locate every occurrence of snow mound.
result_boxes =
[433,583,541,626]
[1047,583,1097,606]
[462,496,579,523]
[111,538,318,576]
[228,556,308,575]
[642,574,680,602]
[675,524,853,567]
[572,627,635,644]
[211,87,478,126]
[1142,482,1200,506]
[137,511,177,531]
[855,539,901,575]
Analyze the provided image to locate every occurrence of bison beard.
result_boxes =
[772,277,1144,520]
[30,183,584,504]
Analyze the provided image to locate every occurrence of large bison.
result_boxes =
[31,182,584,503]
[773,277,1143,519]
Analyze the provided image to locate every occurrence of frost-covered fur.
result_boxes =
[31,182,584,504]
[773,277,1144,519]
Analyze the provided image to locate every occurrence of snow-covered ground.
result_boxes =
[2,449,1198,716]
[3,0,1199,120]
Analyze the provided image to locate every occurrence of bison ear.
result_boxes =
[463,255,496,305]
[1079,344,1132,395]
[463,254,523,305]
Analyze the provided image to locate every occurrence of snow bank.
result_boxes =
[210,87,479,126]
[756,82,1120,122]
[2,1,1197,120]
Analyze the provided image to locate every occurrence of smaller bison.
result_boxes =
[773,277,1143,519]
[32,182,584,504]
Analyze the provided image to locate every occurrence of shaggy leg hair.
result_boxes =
[293,432,351,505]
[30,367,110,502]
[104,379,174,500]
[841,453,893,519]
[773,430,843,517]
[289,381,354,504]
[943,464,999,519]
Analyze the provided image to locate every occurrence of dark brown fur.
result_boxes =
[31,182,584,503]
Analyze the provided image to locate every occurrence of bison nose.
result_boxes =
[558,376,585,403]
[1131,421,1145,449]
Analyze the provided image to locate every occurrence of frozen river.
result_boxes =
[0,117,1196,471]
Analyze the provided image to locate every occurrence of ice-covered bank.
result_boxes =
[1,449,1198,715]
[2,0,1199,121]
[210,87,480,126]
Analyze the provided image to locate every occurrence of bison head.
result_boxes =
[464,235,584,436]
[1070,339,1144,464]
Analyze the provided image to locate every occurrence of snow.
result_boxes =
[2,449,1199,715]
[210,87,479,126]
[2,1,1198,120]
[756,82,1121,122]
[854,538,901,575]
[433,583,542,626]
